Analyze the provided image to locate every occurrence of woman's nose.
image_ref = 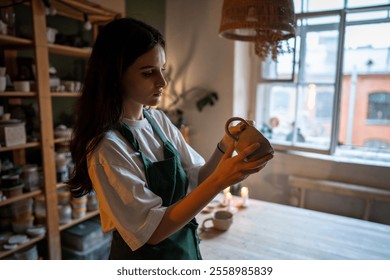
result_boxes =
[156,71,168,88]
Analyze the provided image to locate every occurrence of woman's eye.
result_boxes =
[143,71,154,77]
[142,68,165,77]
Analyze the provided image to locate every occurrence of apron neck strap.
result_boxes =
[116,109,168,152]
[116,122,141,152]
[143,109,168,143]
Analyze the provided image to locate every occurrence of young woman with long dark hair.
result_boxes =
[67,17,273,260]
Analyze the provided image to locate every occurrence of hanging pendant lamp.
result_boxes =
[219,0,296,61]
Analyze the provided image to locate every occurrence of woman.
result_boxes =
[67,18,273,260]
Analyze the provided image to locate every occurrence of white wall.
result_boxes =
[165,0,234,157]
[166,0,390,225]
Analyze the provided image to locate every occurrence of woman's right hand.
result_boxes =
[210,141,273,189]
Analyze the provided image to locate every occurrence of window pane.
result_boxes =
[347,0,390,8]
[261,37,299,81]
[299,16,339,83]
[294,0,303,14]
[301,27,339,83]
[339,22,390,150]
[256,84,297,144]
[295,84,334,149]
[346,11,389,22]
[304,16,340,25]
[300,0,344,12]
[256,83,334,150]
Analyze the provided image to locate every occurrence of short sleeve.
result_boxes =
[88,133,167,251]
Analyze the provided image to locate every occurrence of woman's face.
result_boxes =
[121,44,167,109]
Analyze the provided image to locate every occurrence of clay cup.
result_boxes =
[225,117,274,161]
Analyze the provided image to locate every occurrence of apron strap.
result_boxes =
[116,122,154,185]
[143,109,169,144]
[117,110,168,150]
[116,122,141,152]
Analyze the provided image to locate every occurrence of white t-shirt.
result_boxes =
[87,109,205,251]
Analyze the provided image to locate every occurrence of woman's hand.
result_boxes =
[198,119,262,185]
[210,141,273,189]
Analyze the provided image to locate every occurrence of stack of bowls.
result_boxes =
[57,189,72,224]
[10,198,35,234]
[71,196,87,219]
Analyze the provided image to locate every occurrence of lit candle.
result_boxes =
[226,192,233,209]
[223,187,231,206]
[240,186,249,207]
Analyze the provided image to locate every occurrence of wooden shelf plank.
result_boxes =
[0,235,45,259]
[0,34,33,46]
[59,0,119,16]
[51,92,80,97]
[0,142,40,152]
[51,0,121,23]
[54,137,71,144]
[0,92,37,97]
[59,210,100,231]
[0,189,43,207]
[48,44,91,58]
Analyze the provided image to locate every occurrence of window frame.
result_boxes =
[253,4,390,159]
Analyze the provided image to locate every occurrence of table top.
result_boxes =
[196,194,390,260]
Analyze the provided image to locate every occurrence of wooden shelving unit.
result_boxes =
[0,0,120,260]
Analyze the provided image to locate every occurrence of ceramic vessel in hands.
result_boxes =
[225,117,274,161]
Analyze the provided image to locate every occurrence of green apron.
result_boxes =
[109,110,202,260]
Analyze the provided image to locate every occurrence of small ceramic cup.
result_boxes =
[225,117,274,161]
[202,210,233,231]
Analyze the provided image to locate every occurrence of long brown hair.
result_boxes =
[67,18,165,197]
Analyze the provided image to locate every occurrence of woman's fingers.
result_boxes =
[217,140,274,186]
[246,152,274,167]
[236,143,261,161]
[222,141,235,159]
[239,152,274,174]
[241,161,269,175]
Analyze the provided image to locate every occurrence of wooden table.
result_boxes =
[196,195,390,259]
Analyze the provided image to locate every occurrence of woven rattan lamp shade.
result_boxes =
[219,0,296,60]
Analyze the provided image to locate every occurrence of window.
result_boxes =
[367,92,390,121]
[254,1,390,163]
